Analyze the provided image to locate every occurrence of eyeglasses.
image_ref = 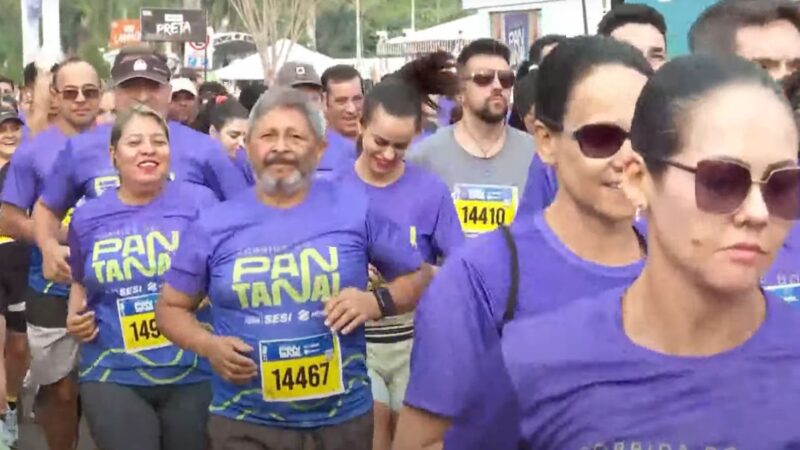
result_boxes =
[661,159,800,220]
[464,70,515,89]
[571,123,630,159]
[56,86,101,102]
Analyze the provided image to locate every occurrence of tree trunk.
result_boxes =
[306,1,316,51]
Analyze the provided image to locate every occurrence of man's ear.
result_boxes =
[532,120,558,167]
[620,151,649,212]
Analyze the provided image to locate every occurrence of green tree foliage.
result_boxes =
[316,0,466,58]
[0,0,23,83]
[0,0,465,81]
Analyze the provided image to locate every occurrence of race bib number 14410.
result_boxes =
[453,184,519,235]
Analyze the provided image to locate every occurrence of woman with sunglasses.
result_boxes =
[65,106,218,450]
[395,36,652,450]
[503,54,800,448]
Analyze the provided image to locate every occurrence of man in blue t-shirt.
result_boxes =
[0,58,101,450]
[156,86,432,450]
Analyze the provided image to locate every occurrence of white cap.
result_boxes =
[170,77,198,97]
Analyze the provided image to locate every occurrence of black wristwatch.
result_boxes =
[373,286,396,318]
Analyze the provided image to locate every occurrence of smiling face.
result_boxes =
[539,64,648,223]
[358,105,417,179]
[112,114,171,191]
[631,83,799,294]
[0,119,22,157]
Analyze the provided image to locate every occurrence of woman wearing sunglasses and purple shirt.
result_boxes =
[395,36,652,450]
[504,54,800,449]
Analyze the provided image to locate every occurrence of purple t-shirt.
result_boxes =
[517,154,557,216]
[503,287,800,449]
[40,121,249,216]
[406,212,644,449]
[343,163,464,263]
[762,223,800,306]
[68,181,217,386]
[165,179,423,428]
[2,125,70,296]
[318,129,357,179]
[234,146,255,186]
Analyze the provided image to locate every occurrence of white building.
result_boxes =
[462,0,614,66]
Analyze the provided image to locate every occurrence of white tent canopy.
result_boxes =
[386,13,490,44]
[215,39,335,81]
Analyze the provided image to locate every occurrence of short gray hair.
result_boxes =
[248,86,325,141]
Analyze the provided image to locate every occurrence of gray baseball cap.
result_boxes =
[276,62,322,89]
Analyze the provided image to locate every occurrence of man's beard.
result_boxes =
[475,101,508,124]
[257,152,314,197]
[258,168,310,197]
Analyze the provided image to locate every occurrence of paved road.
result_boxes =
[15,389,94,450]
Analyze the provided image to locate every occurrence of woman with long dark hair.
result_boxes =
[348,54,464,450]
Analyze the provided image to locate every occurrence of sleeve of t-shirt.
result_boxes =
[202,139,249,200]
[67,216,85,283]
[365,206,423,281]
[2,145,38,209]
[40,143,80,215]
[431,183,465,260]
[404,236,508,418]
[517,154,557,217]
[165,220,213,297]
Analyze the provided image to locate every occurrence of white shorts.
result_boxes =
[27,325,79,387]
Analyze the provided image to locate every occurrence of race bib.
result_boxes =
[117,293,171,353]
[259,332,344,402]
[453,184,518,234]
[93,176,120,197]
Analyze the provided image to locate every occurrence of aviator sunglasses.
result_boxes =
[464,70,516,89]
[657,159,800,220]
[54,86,101,102]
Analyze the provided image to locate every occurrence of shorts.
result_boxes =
[208,411,373,450]
[366,338,413,411]
[81,381,211,450]
[0,266,28,333]
[27,325,78,387]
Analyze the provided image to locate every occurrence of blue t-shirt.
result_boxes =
[762,223,800,305]
[2,125,70,296]
[317,129,357,180]
[344,163,464,264]
[503,288,800,449]
[165,180,423,428]
[517,154,557,216]
[68,181,218,386]
[234,146,255,187]
[41,121,249,216]
[405,212,644,449]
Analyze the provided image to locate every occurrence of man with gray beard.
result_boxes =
[408,39,534,237]
[155,86,432,450]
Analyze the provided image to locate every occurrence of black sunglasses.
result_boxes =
[661,159,800,220]
[464,70,516,89]
[56,86,101,102]
[570,123,630,159]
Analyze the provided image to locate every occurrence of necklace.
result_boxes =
[460,121,505,158]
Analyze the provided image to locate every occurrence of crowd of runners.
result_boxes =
[0,0,800,449]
